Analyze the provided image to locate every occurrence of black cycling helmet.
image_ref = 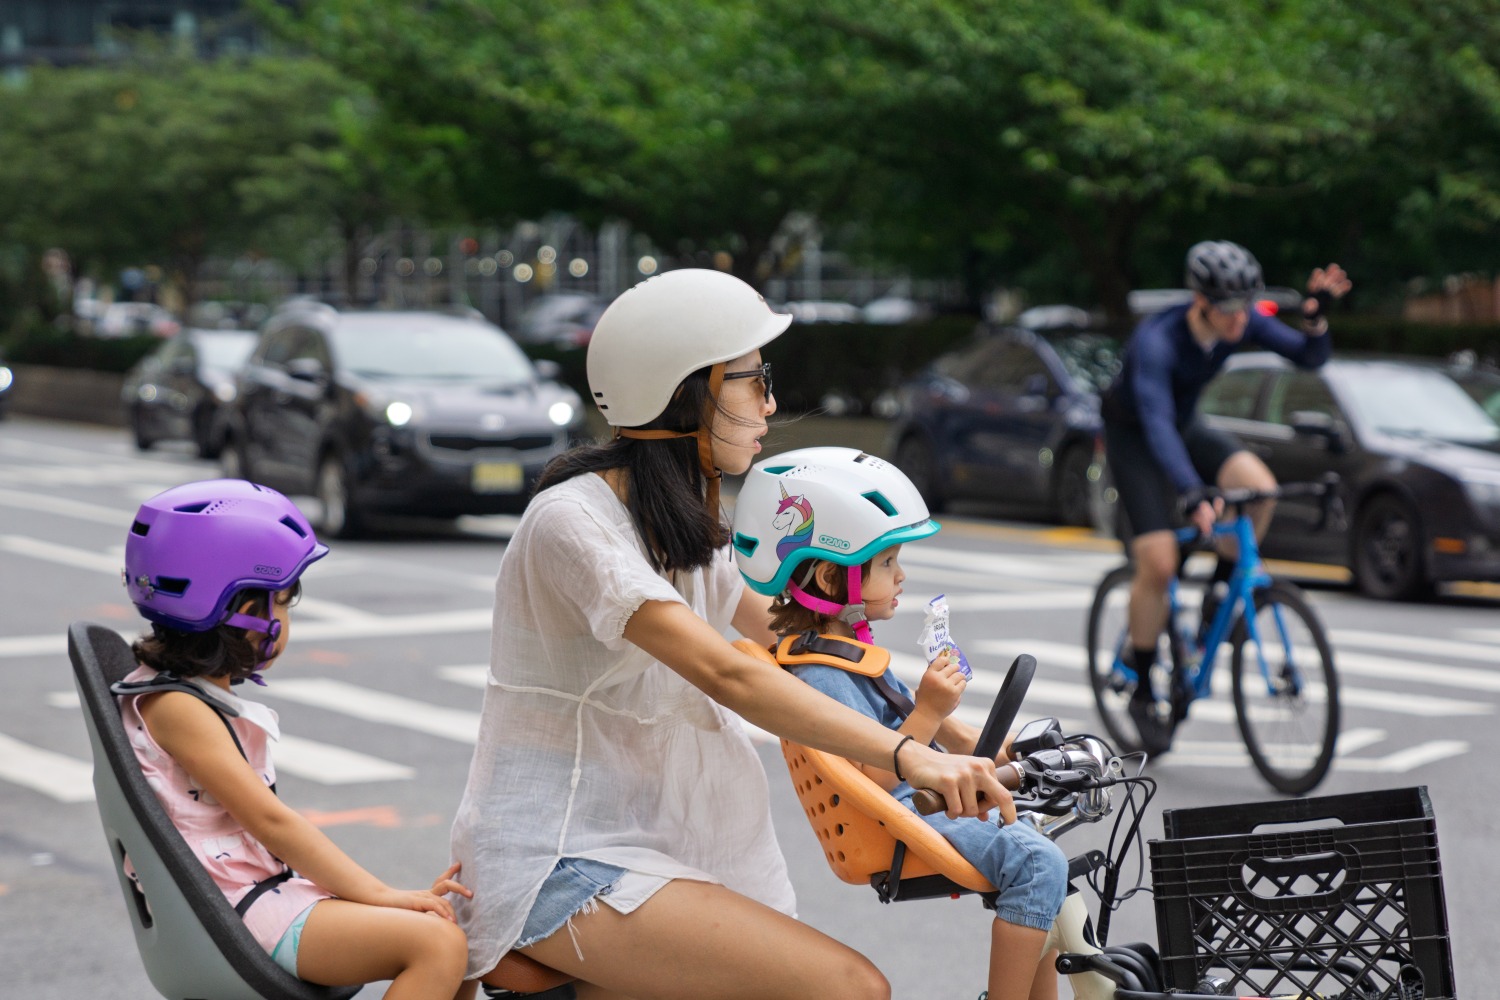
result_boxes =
[1185,241,1264,302]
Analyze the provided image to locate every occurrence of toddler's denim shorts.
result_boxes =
[516,857,629,949]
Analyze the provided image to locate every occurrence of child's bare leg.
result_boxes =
[1031,947,1058,1000]
[987,919,1052,1000]
[293,899,469,999]
[519,878,888,1000]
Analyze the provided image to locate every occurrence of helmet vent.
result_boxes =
[733,533,759,557]
[862,491,898,516]
[130,520,151,536]
[154,577,190,596]
[174,499,241,515]
[763,465,794,475]
[279,516,308,538]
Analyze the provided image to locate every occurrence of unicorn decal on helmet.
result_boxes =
[773,484,815,561]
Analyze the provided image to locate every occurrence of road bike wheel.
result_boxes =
[1230,581,1340,794]
[1086,564,1175,754]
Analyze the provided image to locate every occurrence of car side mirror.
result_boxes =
[285,357,328,384]
[1290,410,1346,452]
[533,359,562,382]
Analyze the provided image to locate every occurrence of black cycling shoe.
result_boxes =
[1128,692,1175,758]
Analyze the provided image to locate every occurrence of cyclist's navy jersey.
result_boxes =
[1101,303,1330,492]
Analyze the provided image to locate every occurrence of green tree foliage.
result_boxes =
[0,50,407,323]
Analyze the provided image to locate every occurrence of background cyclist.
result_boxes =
[1098,240,1351,754]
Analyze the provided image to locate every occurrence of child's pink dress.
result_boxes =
[118,665,332,954]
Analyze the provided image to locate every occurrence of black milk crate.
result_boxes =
[1150,786,1454,1000]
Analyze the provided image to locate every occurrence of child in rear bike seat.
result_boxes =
[115,479,474,1000]
[733,447,1069,1000]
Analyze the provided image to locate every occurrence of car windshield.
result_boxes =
[1049,333,1122,394]
[194,332,257,369]
[331,316,534,381]
[1341,367,1500,445]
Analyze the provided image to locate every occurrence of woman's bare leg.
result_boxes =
[517,879,888,1000]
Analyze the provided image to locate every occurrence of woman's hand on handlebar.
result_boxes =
[903,742,1015,823]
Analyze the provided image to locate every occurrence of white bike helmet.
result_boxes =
[587,268,791,428]
[733,447,938,641]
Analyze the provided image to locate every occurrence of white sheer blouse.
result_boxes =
[450,473,796,977]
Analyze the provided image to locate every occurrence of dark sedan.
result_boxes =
[1199,352,1500,599]
[886,325,1121,525]
[221,304,584,537]
[122,328,258,457]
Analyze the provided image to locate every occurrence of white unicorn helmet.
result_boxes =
[732,446,938,641]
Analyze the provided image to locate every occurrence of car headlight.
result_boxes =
[0,366,12,392]
[385,401,414,427]
[548,401,576,427]
[1459,468,1500,506]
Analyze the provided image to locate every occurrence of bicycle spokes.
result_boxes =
[1231,583,1340,795]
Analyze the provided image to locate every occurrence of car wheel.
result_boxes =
[193,408,221,460]
[1352,492,1432,600]
[895,434,946,513]
[1052,444,1095,527]
[316,452,365,539]
[130,407,153,451]
[219,434,252,481]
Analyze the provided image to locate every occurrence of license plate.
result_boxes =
[471,461,523,494]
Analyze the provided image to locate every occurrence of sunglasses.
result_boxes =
[722,361,773,402]
[1211,296,1254,314]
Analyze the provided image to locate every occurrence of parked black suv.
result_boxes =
[221,303,584,537]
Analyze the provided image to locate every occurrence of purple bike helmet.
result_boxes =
[124,480,328,641]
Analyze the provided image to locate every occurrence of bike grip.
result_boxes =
[911,762,1022,815]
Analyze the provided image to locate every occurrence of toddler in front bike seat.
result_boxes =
[733,447,1068,1000]
[116,479,475,1000]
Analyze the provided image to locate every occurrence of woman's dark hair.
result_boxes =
[766,558,871,636]
[537,366,757,573]
[132,584,295,681]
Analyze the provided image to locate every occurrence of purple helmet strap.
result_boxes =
[788,563,874,644]
[223,612,281,683]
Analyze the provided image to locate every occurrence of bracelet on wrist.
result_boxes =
[893,734,915,782]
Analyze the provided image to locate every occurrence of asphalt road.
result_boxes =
[1,416,1494,998]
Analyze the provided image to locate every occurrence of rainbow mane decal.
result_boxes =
[773,483,815,562]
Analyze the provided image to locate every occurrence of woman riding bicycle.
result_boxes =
[1099,241,1351,755]
[448,269,1008,999]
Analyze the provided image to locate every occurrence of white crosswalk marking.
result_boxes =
[971,638,1492,717]
[264,679,481,744]
[0,733,95,803]
[274,735,415,784]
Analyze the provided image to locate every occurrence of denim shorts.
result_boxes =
[515,857,628,949]
[269,900,321,977]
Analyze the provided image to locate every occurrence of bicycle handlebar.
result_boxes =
[912,732,1123,819]
[1179,473,1345,540]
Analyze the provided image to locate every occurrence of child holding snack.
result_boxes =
[733,447,1068,1000]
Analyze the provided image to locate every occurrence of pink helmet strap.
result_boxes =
[787,564,874,644]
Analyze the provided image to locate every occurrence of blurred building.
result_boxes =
[2,2,258,72]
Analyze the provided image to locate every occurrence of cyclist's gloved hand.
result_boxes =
[1178,486,1222,537]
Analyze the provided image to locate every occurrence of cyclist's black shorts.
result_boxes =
[1103,417,1244,540]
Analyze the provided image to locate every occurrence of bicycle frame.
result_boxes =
[1169,511,1272,703]
[1108,507,1301,708]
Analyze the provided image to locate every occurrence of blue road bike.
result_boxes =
[1086,480,1342,794]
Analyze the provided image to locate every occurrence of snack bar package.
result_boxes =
[917,594,972,679]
